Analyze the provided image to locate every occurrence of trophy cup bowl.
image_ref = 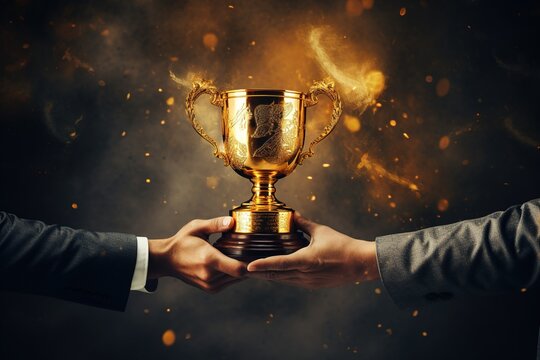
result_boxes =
[185,79,342,261]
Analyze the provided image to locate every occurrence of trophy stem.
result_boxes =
[248,175,282,207]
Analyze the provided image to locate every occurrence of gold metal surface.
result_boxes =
[185,79,343,235]
[232,209,293,233]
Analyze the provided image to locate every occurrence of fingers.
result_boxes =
[211,250,247,277]
[186,216,234,237]
[186,274,245,293]
[247,249,308,272]
[294,212,319,236]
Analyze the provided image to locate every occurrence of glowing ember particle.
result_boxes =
[520,288,527,293]
[425,75,433,83]
[100,29,110,37]
[412,310,419,317]
[403,132,410,139]
[377,324,382,328]
[228,4,234,9]
[22,43,30,49]
[374,288,382,295]
[409,184,419,191]
[98,80,106,87]
[144,152,151,157]
[439,136,450,150]
[121,131,127,137]
[365,70,385,95]
[203,33,219,52]
[185,333,192,340]
[362,0,374,9]
[437,198,449,212]
[169,56,179,62]
[389,202,397,208]
[158,88,163,92]
[126,92,131,100]
[307,176,313,180]
[344,114,361,133]
[421,331,428,337]
[145,178,151,184]
[143,308,149,314]
[166,97,175,106]
[206,176,220,190]
[250,40,256,46]
[310,195,317,201]
[345,0,364,16]
[386,328,393,335]
[399,7,407,16]
[389,119,397,127]
[248,75,253,79]
[402,112,408,119]
[436,78,451,97]
[71,202,78,209]
[322,163,331,168]
[376,102,382,108]
[162,329,176,347]
[160,120,166,125]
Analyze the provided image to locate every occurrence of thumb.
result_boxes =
[294,212,318,236]
[187,216,234,236]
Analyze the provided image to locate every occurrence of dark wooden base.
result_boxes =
[213,232,309,262]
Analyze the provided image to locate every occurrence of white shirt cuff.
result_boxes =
[130,236,150,292]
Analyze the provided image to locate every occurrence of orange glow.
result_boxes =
[162,329,176,346]
[399,7,407,16]
[344,114,362,133]
[439,136,450,150]
[437,198,449,212]
[436,78,450,97]
[203,33,219,51]
[166,97,175,106]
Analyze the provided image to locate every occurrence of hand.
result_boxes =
[246,213,379,289]
[147,216,246,293]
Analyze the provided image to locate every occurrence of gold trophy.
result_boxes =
[185,79,342,261]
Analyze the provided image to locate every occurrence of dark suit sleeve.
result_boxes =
[0,212,137,311]
[375,199,540,307]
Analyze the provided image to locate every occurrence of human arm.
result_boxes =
[0,212,245,311]
[375,199,540,307]
[247,199,540,308]
[247,213,379,288]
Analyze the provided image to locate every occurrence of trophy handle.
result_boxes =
[185,79,229,166]
[298,79,343,165]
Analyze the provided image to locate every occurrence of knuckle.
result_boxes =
[198,269,212,282]
[188,219,203,230]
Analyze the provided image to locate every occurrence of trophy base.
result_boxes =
[214,231,309,262]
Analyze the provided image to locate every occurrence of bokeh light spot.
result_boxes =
[162,329,176,347]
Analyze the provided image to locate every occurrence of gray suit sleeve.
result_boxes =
[0,212,137,311]
[375,199,540,308]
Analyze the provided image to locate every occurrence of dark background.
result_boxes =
[1,0,539,359]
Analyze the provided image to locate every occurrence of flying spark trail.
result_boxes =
[309,27,384,112]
